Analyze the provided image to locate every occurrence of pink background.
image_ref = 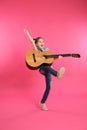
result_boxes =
[0,0,87,130]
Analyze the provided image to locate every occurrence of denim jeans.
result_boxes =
[39,65,57,103]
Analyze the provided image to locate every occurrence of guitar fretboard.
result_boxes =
[44,54,72,59]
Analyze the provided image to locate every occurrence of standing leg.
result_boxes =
[41,73,52,103]
[39,73,52,111]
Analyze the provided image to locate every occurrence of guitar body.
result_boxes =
[26,50,54,68]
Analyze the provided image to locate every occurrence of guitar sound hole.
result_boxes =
[32,53,36,62]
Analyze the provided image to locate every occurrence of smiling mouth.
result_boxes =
[41,45,44,47]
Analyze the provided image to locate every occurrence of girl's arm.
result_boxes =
[24,28,38,51]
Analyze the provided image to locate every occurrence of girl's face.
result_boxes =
[36,38,45,49]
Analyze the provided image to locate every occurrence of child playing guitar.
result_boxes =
[24,28,65,111]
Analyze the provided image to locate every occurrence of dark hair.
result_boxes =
[33,37,43,44]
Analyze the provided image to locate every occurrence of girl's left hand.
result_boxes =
[58,55,63,59]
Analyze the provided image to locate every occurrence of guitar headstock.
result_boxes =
[72,54,80,58]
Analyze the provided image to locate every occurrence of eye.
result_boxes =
[39,41,43,43]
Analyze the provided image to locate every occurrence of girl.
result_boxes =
[24,28,65,111]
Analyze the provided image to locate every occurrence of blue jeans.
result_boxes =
[39,65,57,103]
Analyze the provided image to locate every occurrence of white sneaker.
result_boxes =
[57,67,65,80]
[39,102,48,111]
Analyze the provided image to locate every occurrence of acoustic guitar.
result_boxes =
[25,50,80,68]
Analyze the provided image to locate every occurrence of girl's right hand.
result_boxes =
[24,28,29,35]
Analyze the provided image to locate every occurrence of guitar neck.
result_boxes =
[44,54,72,59]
